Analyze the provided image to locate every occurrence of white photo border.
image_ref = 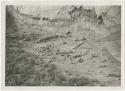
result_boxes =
[1,0,125,90]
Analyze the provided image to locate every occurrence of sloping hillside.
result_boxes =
[6,5,121,86]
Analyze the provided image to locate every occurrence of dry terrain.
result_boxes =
[6,6,121,86]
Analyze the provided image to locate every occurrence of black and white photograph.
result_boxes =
[1,0,125,89]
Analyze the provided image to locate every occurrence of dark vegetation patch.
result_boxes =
[107,74,121,78]
[99,65,107,68]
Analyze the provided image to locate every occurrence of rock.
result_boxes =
[102,6,121,27]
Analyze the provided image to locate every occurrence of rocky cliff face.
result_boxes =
[6,5,121,86]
